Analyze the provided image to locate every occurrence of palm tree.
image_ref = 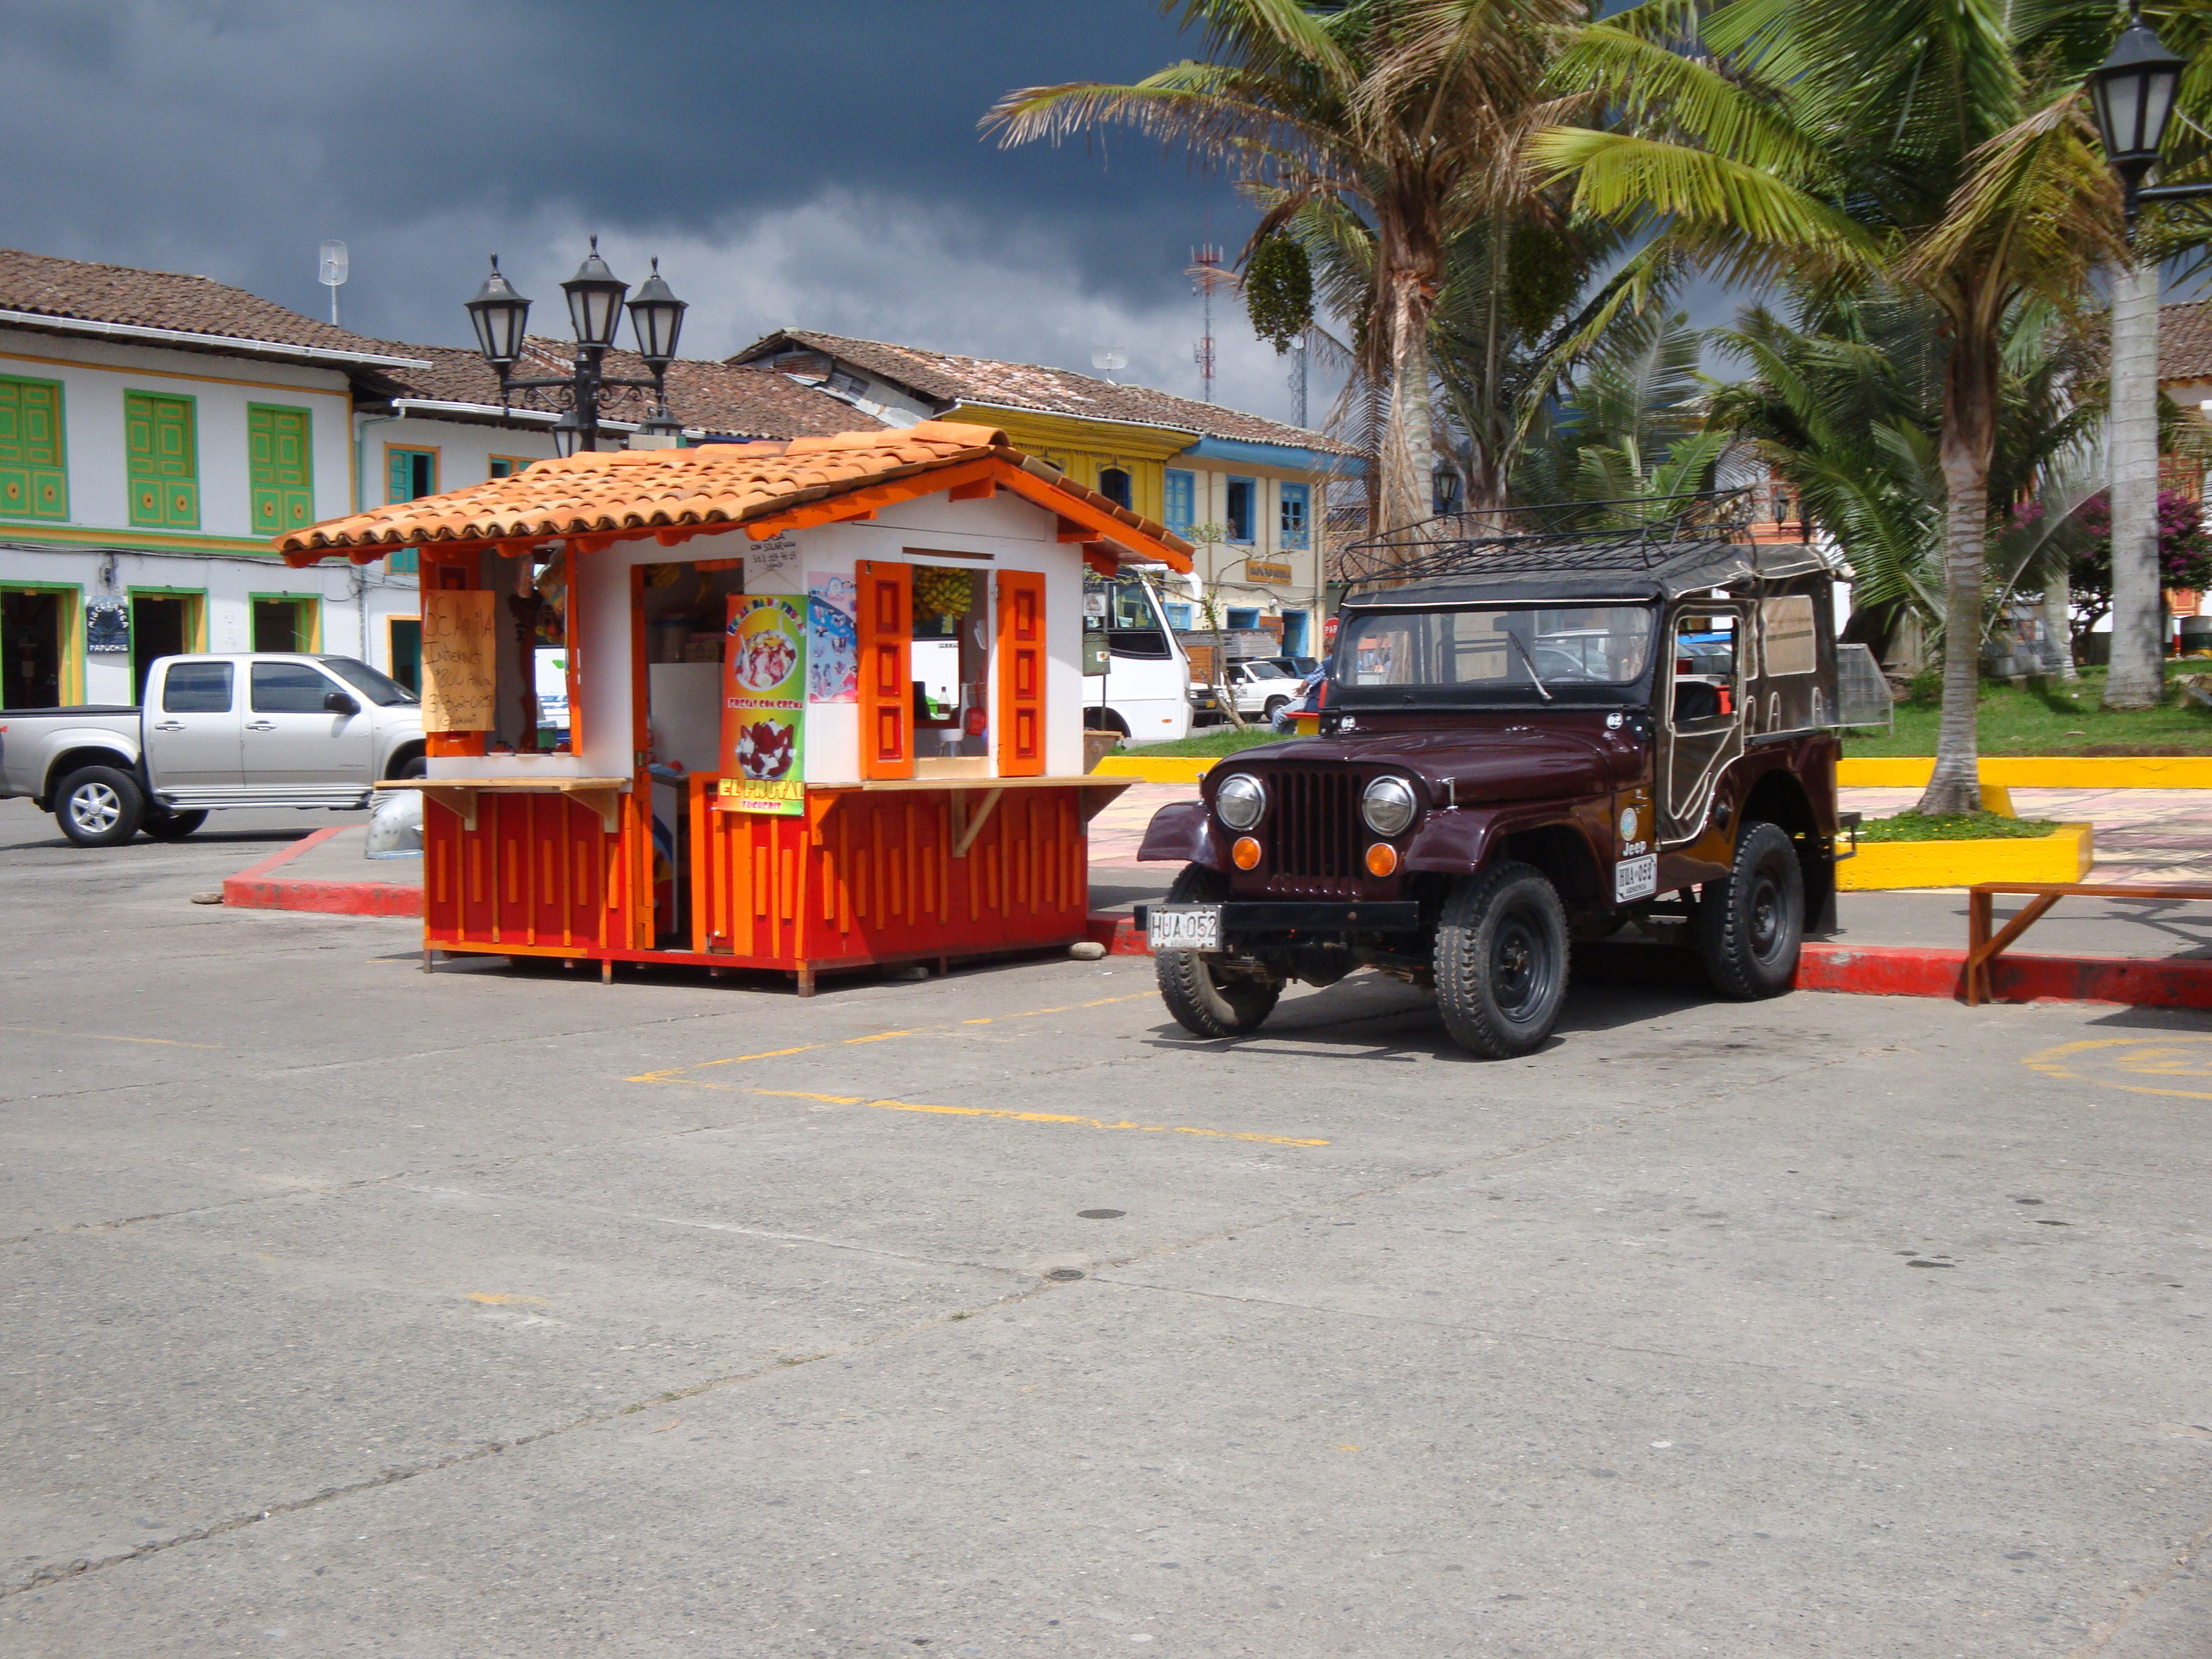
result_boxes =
[984,0,1582,535]
[1532,0,2129,813]
[1512,305,1731,511]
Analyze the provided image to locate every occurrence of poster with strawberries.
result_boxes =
[715,594,806,816]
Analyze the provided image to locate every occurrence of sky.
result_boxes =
[0,1,1338,422]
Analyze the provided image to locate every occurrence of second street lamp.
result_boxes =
[2088,6,2210,707]
[465,240,688,456]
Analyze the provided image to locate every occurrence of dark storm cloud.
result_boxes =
[0,1,1313,417]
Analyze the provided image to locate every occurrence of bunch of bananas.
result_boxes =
[914,567,973,622]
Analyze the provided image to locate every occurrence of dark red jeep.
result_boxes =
[1135,497,1851,1057]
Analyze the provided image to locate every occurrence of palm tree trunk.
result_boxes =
[1915,335,1999,816]
[2105,255,2165,708]
[2041,579,2078,682]
[1379,270,1436,534]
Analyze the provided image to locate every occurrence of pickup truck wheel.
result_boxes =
[55,765,146,848]
[1697,819,1803,999]
[394,755,428,780]
[141,809,209,842]
[1262,696,1289,720]
[1433,860,1569,1059]
[1155,865,1281,1038]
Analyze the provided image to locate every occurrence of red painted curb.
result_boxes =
[1088,917,2212,1010]
[223,826,424,918]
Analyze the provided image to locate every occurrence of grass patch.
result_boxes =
[1843,664,2212,756]
[1857,810,2059,842]
[1124,726,1293,757]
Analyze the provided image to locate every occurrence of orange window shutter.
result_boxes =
[856,560,913,780]
[996,570,1047,778]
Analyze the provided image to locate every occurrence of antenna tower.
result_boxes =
[1191,243,1221,403]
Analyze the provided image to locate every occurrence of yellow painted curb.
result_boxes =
[1837,822,2094,891]
[1839,756,2212,788]
[1091,755,1217,784]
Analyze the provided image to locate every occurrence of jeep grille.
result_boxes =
[1263,769,1361,894]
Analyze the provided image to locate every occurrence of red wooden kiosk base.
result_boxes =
[415,774,1124,995]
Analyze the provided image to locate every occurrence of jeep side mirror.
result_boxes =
[325,689,360,716]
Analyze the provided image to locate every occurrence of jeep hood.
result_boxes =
[1225,726,1624,805]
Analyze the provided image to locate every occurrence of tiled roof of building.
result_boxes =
[276,421,1194,571]
[2162,297,2212,384]
[0,246,420,363]
[371,337,874,440]
[736,328,1358,457]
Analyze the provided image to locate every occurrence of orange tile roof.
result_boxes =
[276,421,1193,572]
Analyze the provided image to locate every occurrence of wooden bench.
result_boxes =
[1965,881,2212,1005]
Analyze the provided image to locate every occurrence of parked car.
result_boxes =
[0,654,426,847]
[1136,498,1849,1058]
[1210,659,1301,723]
[1260,654,1321,680]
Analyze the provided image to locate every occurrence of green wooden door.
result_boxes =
[249,405,313,535]
[127,392,198,529]
[0,377,68,520]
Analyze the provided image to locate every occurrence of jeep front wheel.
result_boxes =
[1433,860,1569,1059]
[1154,864,1281,1039]
[1697,819,1803,999]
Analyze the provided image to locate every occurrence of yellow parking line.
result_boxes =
[625,993,1155,1086]
[657,1079,1327,1147]
[0,1024,221,1050]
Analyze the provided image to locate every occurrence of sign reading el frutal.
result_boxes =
[421,589,498,732]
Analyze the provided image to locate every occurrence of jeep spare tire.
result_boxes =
[1697,819,1803,999]
[1433,860,1569,1058]
[1155,863,1281,1039]
[55,765,146,848]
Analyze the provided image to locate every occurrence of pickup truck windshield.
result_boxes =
[1339,605,1656,697]
[321,657,418,706]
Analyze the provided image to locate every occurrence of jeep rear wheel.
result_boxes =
[55,765,146,848]
[1155,864,1281,1039]
[1697,819,1803,999]
[1433,860,1569,1059]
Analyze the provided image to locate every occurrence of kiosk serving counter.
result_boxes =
[276,422,1195,991]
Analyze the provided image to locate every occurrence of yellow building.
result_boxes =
[734,330,1358,657]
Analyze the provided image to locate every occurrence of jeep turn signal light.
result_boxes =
[1365,842,1399,877]
[1232,836,1262,870]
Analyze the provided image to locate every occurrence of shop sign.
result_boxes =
[1247,559,1294,585]
[85,595,129,654]
[717,594,806,815]
[421,589,498,732]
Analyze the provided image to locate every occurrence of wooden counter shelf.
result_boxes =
[824,774,1134,857]
[374,776,631,834]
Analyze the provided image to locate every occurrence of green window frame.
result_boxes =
[387,447,437,503]
[0,376,68,521]
[126,390,199,529]
[248,404,313,536]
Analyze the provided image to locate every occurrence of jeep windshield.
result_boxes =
[1334,603,1657,709]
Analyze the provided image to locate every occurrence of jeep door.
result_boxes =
[1658,605,1744,841]
[242,659,373,785]
[144,658,244,790]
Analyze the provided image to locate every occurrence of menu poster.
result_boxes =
[808,572,858,704]
[716,594,806,815]
[421,589,498,732]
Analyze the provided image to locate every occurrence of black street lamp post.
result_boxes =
[464,238,689,458]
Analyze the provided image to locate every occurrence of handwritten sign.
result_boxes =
[716,594,807,815]
[744,532,802,594]
[421,589,498,732]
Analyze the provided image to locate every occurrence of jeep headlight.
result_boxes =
[1215,772,1265,831]
[1361,775,1418,837]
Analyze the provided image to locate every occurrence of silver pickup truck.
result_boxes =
[0,654,426,846]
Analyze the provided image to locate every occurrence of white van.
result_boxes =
[1081,571,1195,745]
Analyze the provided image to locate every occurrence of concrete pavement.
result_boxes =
[1,796,2210,1656]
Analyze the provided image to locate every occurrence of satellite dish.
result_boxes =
[1091,347,1128,377]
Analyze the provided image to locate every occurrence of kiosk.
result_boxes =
[276,423,1194,990]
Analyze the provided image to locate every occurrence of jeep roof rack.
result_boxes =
[1337,489,1761,592]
